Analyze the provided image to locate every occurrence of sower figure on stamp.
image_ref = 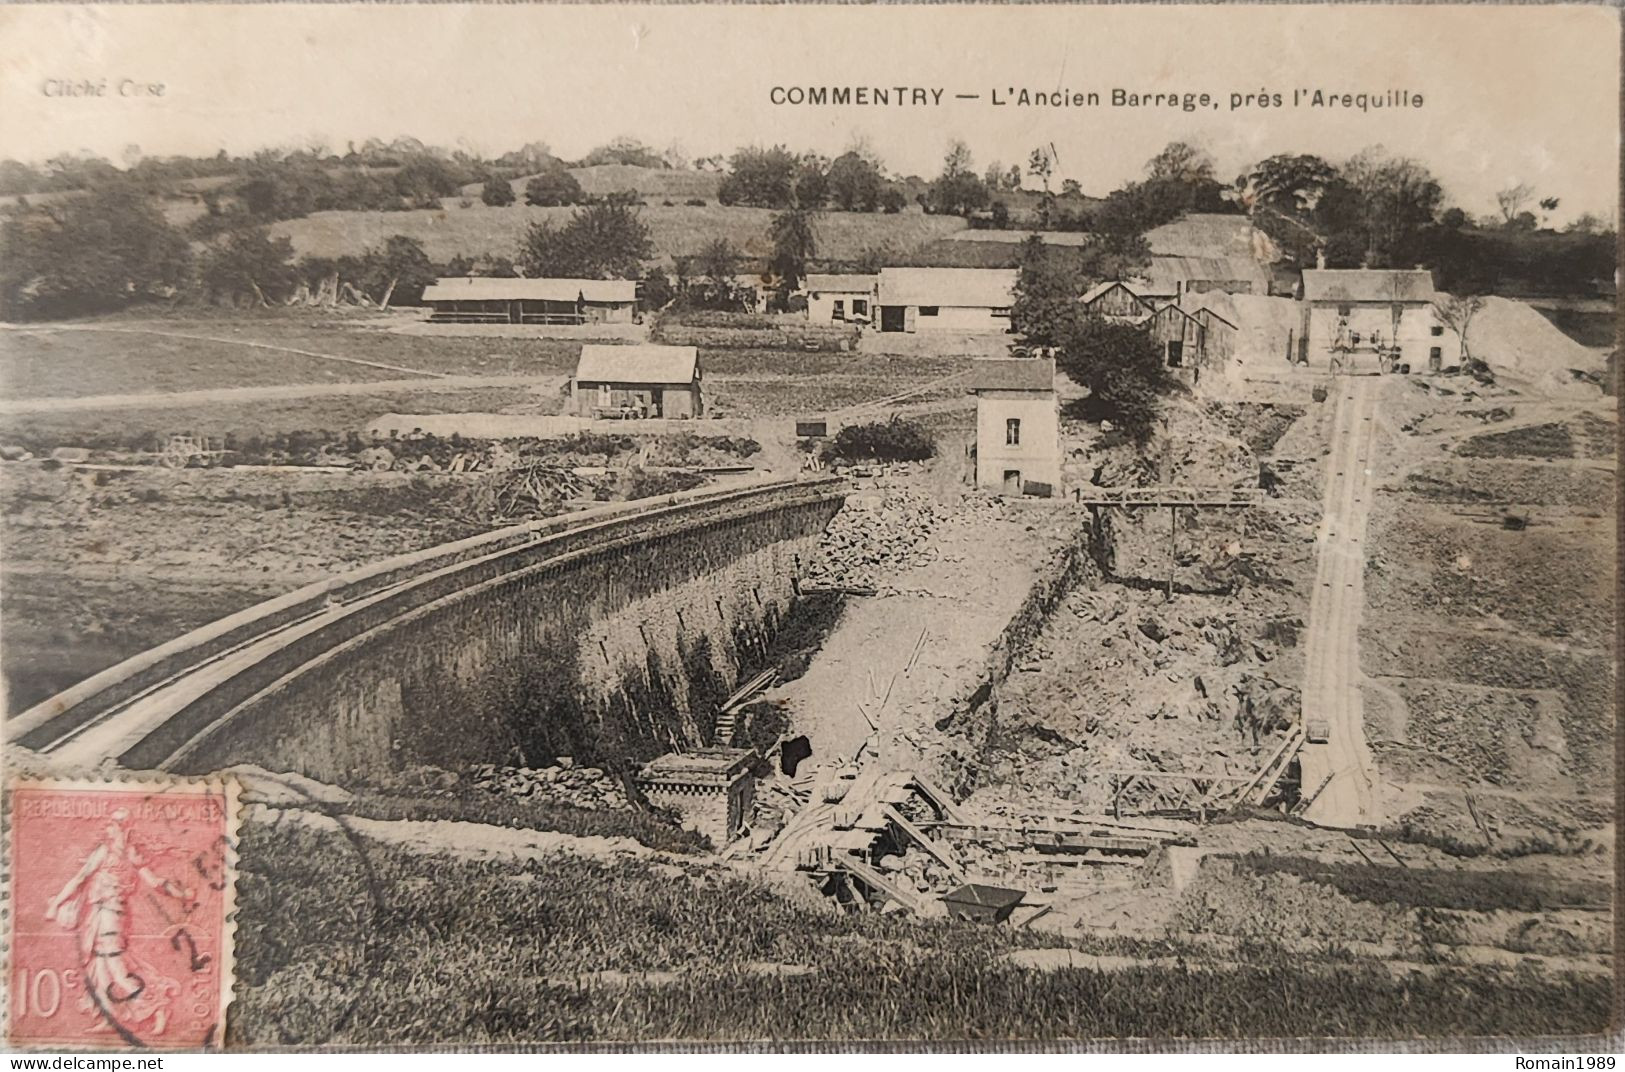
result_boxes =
[43,807,195,1035]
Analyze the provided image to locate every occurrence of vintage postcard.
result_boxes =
[0,1,1616,1054]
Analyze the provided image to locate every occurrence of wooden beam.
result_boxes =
[908,774,972,825]
[837,856,927,915]
[1235,725,1306,806]
[882,804,968,884]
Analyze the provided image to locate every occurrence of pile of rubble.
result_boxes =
[465,758,634,811]
[803,487,948,591]
[803,487,1015,593]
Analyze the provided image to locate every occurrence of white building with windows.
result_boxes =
[970,358,1060,497]
[1299,269,1442,372]
[805,274,876,325]
[875,268,1018,333]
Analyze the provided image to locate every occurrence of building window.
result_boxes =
[832,299,845,321]
[1005,418,1021,446]
[1337,303,1352,317]
[853,299,868,316]
[1430,346,1443,362]
[1431,325,1444,336]
[991,307,1011,318]
[919,306,939,316]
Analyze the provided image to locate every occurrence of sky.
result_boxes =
[0,4,1617,223]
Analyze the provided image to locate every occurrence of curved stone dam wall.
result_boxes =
[10,479,845,782]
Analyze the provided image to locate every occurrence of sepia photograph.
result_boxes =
[0,1,1617,1054]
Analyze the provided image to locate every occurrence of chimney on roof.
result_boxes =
[1315,249,1327,270]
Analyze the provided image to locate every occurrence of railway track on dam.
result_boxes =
[8,478,845,773]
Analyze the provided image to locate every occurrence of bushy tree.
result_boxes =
[879,188,907,214]
[1344,147,1443,266]
[390,154,469,208]
[363,234,435,308]
[200,226,297,306]
[825,417,935,463]
[697,238,739,289]
[639,268,674,312]
[769,208,818,294]
[481,176,516,207]
[928,140,989,217]
[793,155,830,209]
[1027,147,1054,193]
[578,137,665,169]
[827,151,885,212]
[0,183,192,319]
[1055,317,1173,443]
[1010,235,1086,347]
[524,169,584,207]
[517,202,653,279]
[717,146,799,207]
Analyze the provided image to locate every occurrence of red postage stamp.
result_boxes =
[7,777,238,1050]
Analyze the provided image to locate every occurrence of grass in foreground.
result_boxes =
[1238,854,1611,913]
[230,819,1612,1046]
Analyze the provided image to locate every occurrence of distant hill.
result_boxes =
[272,202,967,267]
[568,165,721,200]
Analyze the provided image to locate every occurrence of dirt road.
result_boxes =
[1300,376,1382,827]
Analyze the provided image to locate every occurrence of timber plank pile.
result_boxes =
[761,768,1194,919]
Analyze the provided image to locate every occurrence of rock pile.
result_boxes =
[803,488,947,591]
[804,486,1015,593]
[466,758,634,811]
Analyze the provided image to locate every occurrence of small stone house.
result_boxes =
[970,358,1060,497]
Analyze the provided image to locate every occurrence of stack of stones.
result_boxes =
[804,489,946,591]
[467,758,633,811]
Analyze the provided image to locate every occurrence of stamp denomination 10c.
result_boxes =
[7,777,238,1050]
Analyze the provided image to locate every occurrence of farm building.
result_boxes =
[1135,256,1270,303]
[1081,280,1157,322]
[1143,302,1238,383]
[969,358,1060,497]
[570,344,702,419]
[805,274,877,324]
[1189,306,1238,367]
[1299,269,1441,372]
[422,277,638,325]
[1147,304,1207,371]
[875,268,1018,333]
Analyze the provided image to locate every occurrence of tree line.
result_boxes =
[1,134,1613,319]
[0,180,810,320]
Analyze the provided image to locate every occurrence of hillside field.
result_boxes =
[271,203,968,266]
